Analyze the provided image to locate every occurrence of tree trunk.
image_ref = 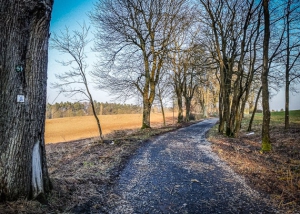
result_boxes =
[285,0,291,130]
[285,77,290,130]
[90,99,103,142]
[199,92,207,118]
[224,78,232,137]
[0,0,53,200]
[158,95,166,126]
[261,0,271,152]
[218,91,225,133]
[177,95,184,123]
[185,98,191,122]
[248,86,262,131]
[142,100,151,129]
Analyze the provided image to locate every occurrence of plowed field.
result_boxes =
[45,112,175,143]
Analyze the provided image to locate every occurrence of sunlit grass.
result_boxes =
[254,110,300,126]
[209,110,300,137]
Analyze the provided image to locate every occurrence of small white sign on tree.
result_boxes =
[17,95,25,103]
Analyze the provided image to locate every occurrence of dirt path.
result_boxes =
[102,119,277,214]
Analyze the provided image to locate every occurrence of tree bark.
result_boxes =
[0,0,53,200]
[261,0,271,152]
[285,75,290,130]
[248,86,262,131]
[198,89,208,118]
[90,99,103,142]
[285,0,291,130]
[158,89,166,126]
[142,100,152,129]
[185,98,191,122]
[218,89,225,133]
[176,93,184,123]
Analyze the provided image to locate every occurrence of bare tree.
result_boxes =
[0,0,53,200]
[91,0,189,128]
[167,11,201,123]
[155,70,173,126]
[196,66,219,118]
[51,24,103,142]
[182,45,207,122]
[169,45,185,123]
[248,86,262,132]
[283,0,300,129]
[261,0,272,151]
[199,0,263,137]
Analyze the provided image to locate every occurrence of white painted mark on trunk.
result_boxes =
[32,141,44,198]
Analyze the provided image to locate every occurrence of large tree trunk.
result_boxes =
[142,99,152,129]
[218,90,225,133]
[224,71,232,137]
[0,0,53,201]
[185,98,191,122]
[261,0,271,152]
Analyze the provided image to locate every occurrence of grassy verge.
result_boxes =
[208,110,300,213]
[0,121,198,213]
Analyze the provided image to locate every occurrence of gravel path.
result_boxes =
[108,119,277,214]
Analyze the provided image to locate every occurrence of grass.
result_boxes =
[252,110,300,126]
[270,110,300,125]
[208,110,300,213]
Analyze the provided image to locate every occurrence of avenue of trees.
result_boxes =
[88,0,300,146]
[91,0,191,128]
[0,0,300,201]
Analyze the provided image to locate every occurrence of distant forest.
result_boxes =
[46,102,144,119]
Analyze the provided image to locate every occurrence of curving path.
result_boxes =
[109,119,277,214]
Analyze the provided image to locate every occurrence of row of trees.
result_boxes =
[1,0,299,202]
[89,0,300,137]
[52,0,300,145]
[91,0,300,130]
[46,102,143,119]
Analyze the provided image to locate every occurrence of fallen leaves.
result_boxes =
[209,124,300,213]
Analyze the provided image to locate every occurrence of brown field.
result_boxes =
[45,112,176,143]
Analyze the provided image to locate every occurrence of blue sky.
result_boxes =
[47,0,111,104]
[47,1,300,110]
[51,0,96,30]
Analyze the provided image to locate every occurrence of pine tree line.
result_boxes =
[46,102,143,119]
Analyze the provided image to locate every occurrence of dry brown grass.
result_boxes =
[45,112,176,143]
[0,118,197,213]
[208,112,300,213]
